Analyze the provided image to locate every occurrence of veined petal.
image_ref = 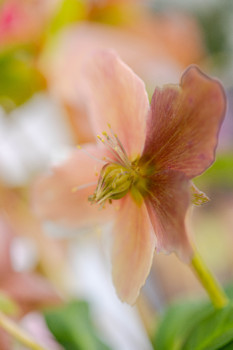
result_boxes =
[112,194,156,305]
[145,170,193,261]
[32,146,115,227]
[143,66,226,178]
[84,50,149,159]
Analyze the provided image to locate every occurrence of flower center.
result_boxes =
[88,125,150,206]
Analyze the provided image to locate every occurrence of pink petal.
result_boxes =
[0,329,11,350]
[32,146,115,227]
[143,66,226,178]
[145,170,193,261]
[0,217,14,279]
[112,194,156,304]
[84,50,149,159]
[1,272,60,313]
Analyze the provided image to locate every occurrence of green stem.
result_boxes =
[191,250,228,309]
[0,311,48,350]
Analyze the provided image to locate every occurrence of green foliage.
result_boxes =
[197,8,227,58]
[44,300,111,350]
[220,341,233,349]
[182,303,233,350]
[152,299,212,350]
[153,286,233,350]
[195,153,233,190]
[0,45,45,112]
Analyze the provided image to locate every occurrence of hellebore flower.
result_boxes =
[42,16,204,143]
[33,51,225,304]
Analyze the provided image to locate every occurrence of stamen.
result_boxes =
[76,145,106,164]
[104,156,119,163]
[108,124,128,159]
[72,181,97,192]
[100,136,125,165]
[99,127,131,167]
[89,125,144,207]
[97,135,105,143]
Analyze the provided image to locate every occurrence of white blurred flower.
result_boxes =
[0,93,72,186]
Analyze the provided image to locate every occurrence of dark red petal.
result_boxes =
[145,170,193,261]
[143,66,226,178]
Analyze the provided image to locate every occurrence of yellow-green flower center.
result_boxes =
[89,161,148,205]
[88,125,151,206]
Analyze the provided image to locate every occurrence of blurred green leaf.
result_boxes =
[0,45,46,112]
[182,303,233,350]
[220,340,233,349]
[194,0,233,67]
[152,299,212,350]
[197,8,227,58]
[224,283,233,299]
[154,285,233,350]
[44,300,111,350]
[195,153,233,189]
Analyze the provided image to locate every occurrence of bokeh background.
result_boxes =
[0,0,232,349]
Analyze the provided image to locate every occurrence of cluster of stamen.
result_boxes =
[96,124,132,168]
[88,163,138,206]
[74,124,150,207]
[88,124,146,206]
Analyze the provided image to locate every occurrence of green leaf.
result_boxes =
[224,283,233,300]
[44,300,111,350]
[153,299,212,350]
[182,302,233,350]
[219,340,233,349]
[0,45,46,112]
[195,153,233,190]
[153,285,233,350]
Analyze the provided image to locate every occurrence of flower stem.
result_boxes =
[0,311,48,350]
[190,250,228,309]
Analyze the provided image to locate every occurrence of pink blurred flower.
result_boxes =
[0,217,61,314]
[0,0,57,47]
[0,215,61,349]
[33,51,225,304]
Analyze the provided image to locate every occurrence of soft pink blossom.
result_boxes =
[0,0,57,46]
[0,216,62,349]
[0,217,61,314]
[33,51,225,304]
